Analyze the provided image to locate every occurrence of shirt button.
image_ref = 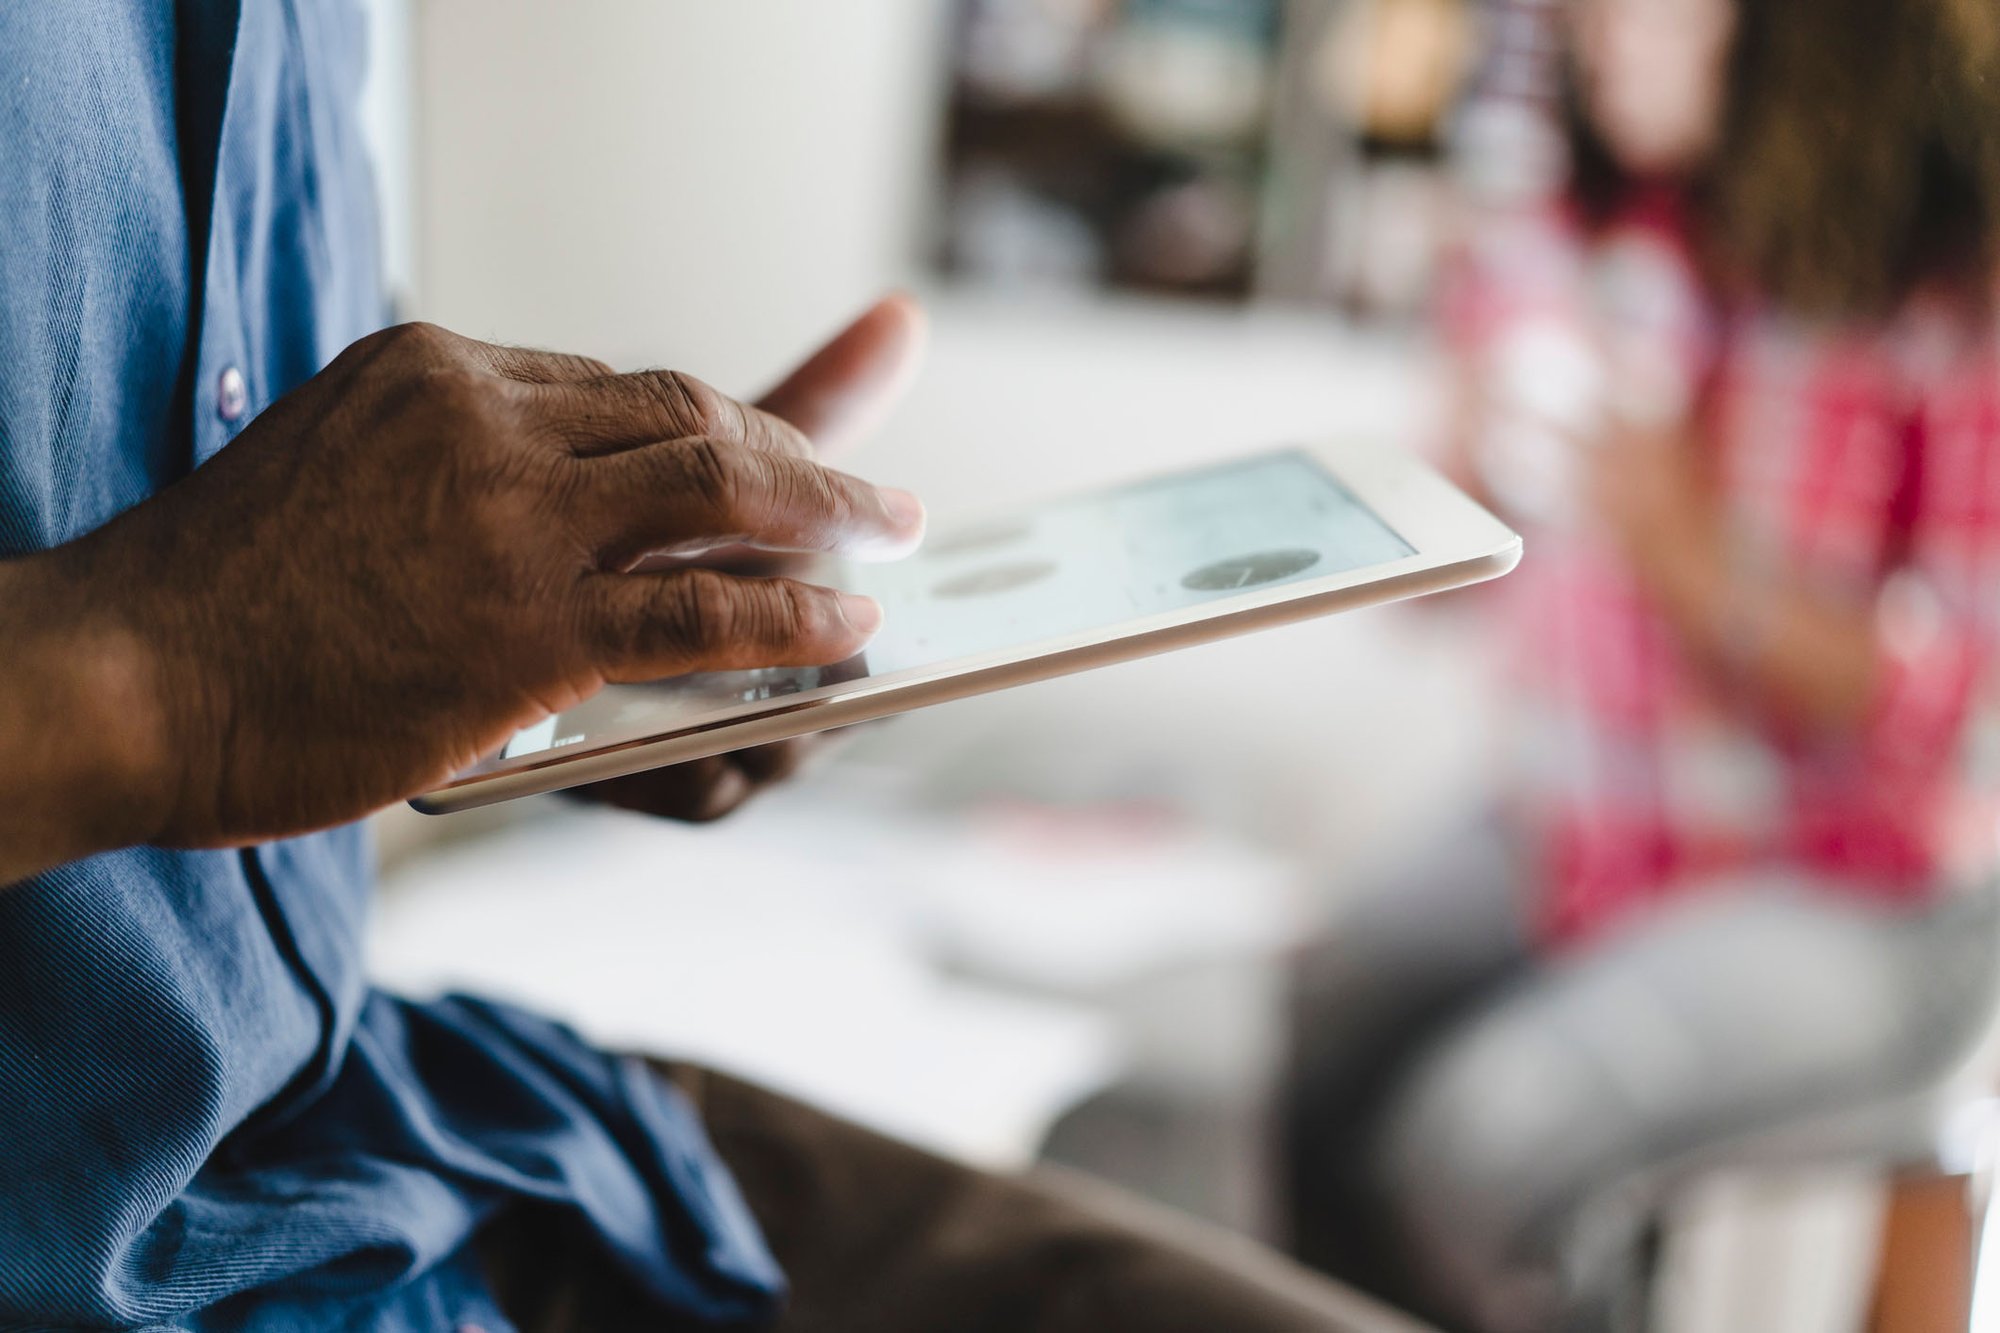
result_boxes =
[216,365,249,423]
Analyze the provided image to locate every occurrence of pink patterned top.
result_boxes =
[1446,194,2000,943]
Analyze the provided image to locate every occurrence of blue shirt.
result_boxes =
[0,4,783,1328]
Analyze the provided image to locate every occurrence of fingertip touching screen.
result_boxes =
[493,449,1413,767]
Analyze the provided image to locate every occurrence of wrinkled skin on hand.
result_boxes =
[34,299,927,849]
[574,296,929,823]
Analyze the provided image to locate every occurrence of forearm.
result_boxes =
[1633,537,1882,735]
[0,554,170,886]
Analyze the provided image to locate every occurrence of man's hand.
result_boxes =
[0,314,926,881]
[573,295,929,823]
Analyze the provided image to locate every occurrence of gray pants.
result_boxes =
[1284,823,2000,1333]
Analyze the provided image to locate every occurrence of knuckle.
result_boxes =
[800,463,857,527]
[771,579,825,640]
[754,407,811,459]
[673,436,750,517]
[343,321,445,381]
[783,463,868,548]
[421,363,500,418]
[649,370,727,438]
[665,569,741,653]
[767,463,831,538]
[385,320,455,359]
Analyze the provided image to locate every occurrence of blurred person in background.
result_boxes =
[1285,0,2000,1328]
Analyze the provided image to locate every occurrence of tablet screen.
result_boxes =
[497,449,1412,763]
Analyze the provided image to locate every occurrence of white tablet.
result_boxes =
[413,442,1520,814]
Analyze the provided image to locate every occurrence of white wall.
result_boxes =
[357,0,417,305]
[413,0,950,383]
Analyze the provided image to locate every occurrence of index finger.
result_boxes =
[530,369,816,461]
[575,439,926,569]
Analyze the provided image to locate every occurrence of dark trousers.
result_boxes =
[480,1064,1433,1333]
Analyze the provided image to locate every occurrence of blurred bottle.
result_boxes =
[1320,0,1473,152]
[1450,0,1570,209]
[1117,172,1260,288]
[947,163,1108,290]
[1095,0,1280,150]
[1308,0,1476,319]
[959,0,1117,104]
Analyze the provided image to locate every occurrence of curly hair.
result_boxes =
[1569,0,2000,318]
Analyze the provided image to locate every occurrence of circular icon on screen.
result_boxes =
[925,520,1036,559]
[932,560,1060,599]
[1181,549,1323,592]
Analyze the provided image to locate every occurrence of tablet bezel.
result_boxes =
[412,440,1521,814]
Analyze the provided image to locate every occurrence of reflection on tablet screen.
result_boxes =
[500,450,1412,762]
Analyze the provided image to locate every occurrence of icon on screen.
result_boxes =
[1181,549,1323,592]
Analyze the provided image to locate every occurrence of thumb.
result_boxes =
[757,293,928,459]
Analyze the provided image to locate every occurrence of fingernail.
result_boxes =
[881,487,926,535]
[839,593,884,635]
[852,488,927,561]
